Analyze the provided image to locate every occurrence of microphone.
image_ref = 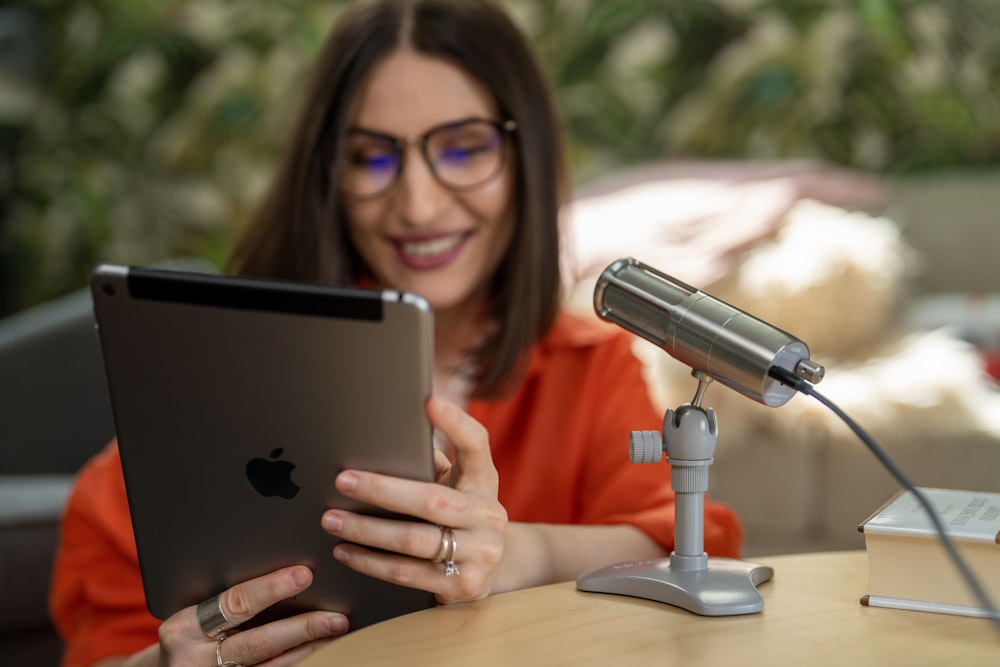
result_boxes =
[594,257,825,407]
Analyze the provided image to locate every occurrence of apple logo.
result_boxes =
[245,448,301,499]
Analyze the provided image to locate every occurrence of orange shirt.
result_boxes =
[50,311,742,666]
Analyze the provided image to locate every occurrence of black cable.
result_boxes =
[769,365,1000,639]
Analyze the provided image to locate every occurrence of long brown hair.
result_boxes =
[227,0,567,398]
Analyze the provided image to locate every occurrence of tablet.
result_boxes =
[90,264,437,630]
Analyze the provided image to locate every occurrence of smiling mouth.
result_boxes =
[394,232,470,268]
[400,234,463,258]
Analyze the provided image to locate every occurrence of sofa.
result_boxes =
[0,287,115,665]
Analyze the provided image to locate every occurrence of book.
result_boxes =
[858,487,1000,618]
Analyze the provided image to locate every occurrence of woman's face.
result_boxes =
[341,49,515,321]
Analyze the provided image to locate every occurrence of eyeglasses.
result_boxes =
[340,118,517,200]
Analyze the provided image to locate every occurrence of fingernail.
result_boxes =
[333,544,350,563]
[328,614,349,633]
[432,396,451,417]
[337,471,358,492]
[322,512,342,533]
[292,566,311,587]
[427,396,446,420]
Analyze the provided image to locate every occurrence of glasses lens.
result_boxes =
[341,132,400,198]
[426,121,505,190]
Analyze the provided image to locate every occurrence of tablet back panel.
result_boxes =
[90,264,437,629]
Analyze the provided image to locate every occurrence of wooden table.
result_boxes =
[299,551,999,666]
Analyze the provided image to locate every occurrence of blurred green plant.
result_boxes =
[514,0,1000,181]
[1,0,343,313]
[2,0,999,315]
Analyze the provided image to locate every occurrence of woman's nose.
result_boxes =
[394,147,450,226]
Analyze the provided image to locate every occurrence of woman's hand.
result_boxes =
[321,396,508,604]
[113,566,348,667]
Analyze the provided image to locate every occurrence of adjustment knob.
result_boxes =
[629,430,663,463]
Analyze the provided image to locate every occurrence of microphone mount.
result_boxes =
[577,257,824,615]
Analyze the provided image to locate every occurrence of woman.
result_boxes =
[50,1,743,665]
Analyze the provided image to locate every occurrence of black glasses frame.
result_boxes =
[340,117,517,200]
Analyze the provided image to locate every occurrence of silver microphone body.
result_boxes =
[594,257,824,407]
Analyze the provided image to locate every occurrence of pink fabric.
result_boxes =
[564,160,886,290]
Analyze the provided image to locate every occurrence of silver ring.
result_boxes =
[197,594,233,638]
[216,635,244,667]
[431,526,459,576]
[431,525,451,563]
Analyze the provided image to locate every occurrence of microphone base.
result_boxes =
[578,371,772,616]
[576,555,774,616]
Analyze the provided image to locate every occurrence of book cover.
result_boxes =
[861,594,999,619]
[858,487,1000,617]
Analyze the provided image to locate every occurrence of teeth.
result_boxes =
[400,234,462,258]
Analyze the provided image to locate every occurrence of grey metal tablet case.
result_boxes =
[90,264,437,630]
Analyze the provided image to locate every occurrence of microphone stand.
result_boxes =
[576,370,774,615]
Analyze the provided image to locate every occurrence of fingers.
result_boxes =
[433,447,451,482]
[332,541,498,604]
[321,397,507,603]
[158,566,348,666]
[213,611,347,667]
[332,469,470,525]
[216,565,313,628]
[329,398,497,525]
[328,519,503,603]
[426,397,498,493]
[323,510,503,603]
[324,506,503,563]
